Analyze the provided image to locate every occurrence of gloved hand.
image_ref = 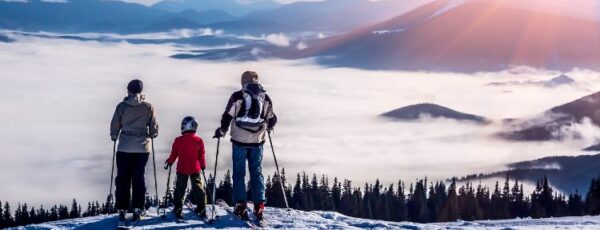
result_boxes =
[164,161,172,170]
[111,136,118,142]
[213,128,225,139]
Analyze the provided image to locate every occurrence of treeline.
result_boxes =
[5,171,600,228]
[0,196,160,228]
[204,170,600,223]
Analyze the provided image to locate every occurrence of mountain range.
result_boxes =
[287,0,600,72]
[4,0,600,72]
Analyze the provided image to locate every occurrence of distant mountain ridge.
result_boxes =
[152,0,282,16]
[457,153,600,194]
[382,103,488,123]
[501,91,600,141]
[0,0,236,33]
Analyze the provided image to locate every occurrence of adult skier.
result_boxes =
[110,79,159,222]
[214,71,277,221]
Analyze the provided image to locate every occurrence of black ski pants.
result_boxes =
[115,152,149,210]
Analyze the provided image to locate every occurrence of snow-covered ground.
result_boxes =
[11,206,600,230]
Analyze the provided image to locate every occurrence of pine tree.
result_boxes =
[408,180,430,223]
[569,190,584,216]
[490,181,502,219]
[539,176,554,218]
[20,203,30,226]
[69,199,79,218]
[216,170,233,205]
[498,175,511,219]
[103,194,114,214]
[37,205,47,223]
[318,176,332,211]
[280,169,292,206]
[586,178,600,215]
[302,173,313,211]
[394,180,407,221]
[0,200,4,228]
[339,179,353,215]
[49,205,59,221]
[440,179,459,222]
[291,173,303,210]
[4,202,13,227]
[331,178,341,211]
[29,207,37,224]
[58,205,69,220]
[310,174,320,210]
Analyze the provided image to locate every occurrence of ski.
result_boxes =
[116,220,128,230]
[247,211,268,228]
[246,202,268,228]
[116,213,132,230]
[176,217,186,223]
[183,200,217,224]
[116,219,139,229]
[215,199,259,228]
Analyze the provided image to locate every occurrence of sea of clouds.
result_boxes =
[1,32,600,206]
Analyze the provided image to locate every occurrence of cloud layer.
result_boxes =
[1,33,600,206]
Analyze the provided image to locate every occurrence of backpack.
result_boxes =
[236,83,267,133]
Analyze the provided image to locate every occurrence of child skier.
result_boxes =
[164,116,207,220]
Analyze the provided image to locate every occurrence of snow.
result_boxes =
[431,0,466,18]
[372,29,406,35]
[12,206,600,229]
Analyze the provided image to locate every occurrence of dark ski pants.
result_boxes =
[232,143,266,204]
[115,152,149,210]
[173,172,206,211]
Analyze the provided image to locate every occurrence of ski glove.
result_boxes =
[164,161,172,170]
[213,128,225,139]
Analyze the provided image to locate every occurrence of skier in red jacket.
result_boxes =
[165,116,207,220]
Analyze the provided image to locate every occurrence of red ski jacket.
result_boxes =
[166,133,206,174]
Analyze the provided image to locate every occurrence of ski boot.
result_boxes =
[195,207,207,219]
[234,203,249,220]
[254,202,265,221]
[132,208,145,221]
[174,208,184,221]
[118,209,127,222]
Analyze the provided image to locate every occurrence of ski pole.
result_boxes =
[163,165,172,217]
[211,138,221,220]
[108,140,117,210]
[202,169,216,222]
[267,131,289,209]
[151,137,159,216]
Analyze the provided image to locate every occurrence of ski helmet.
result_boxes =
[127,79,143,94]
[181,116,198,133]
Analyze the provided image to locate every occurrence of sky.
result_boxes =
[121,0,319,6]
[1,30,599,207]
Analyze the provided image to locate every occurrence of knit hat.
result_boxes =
[127,79,143,94]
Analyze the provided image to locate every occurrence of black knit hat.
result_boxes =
[127,79,143,94]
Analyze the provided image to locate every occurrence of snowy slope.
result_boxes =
[12,206,600,229]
